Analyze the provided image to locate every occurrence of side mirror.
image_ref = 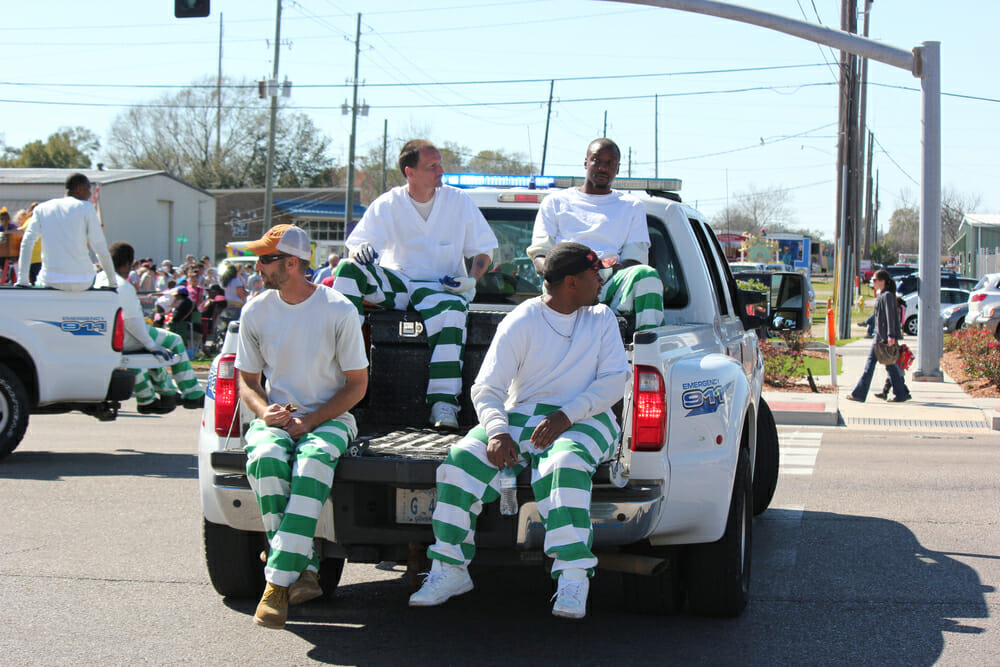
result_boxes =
[769,273,811,333]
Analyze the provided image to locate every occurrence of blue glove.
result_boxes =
[439,275,477,294]
[151,348,173,362]
[353,242,378,266]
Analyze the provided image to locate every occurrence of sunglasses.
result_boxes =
[257,253,290,265]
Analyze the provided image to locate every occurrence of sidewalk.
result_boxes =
[763,335,1000,431]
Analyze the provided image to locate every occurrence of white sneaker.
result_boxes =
[551,569,589,619]
[408,560,473,607]
[430,402,459,430]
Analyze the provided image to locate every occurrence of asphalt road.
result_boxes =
[1,404,998,666]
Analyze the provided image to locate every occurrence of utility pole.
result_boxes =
[603,110,607,137]
[856,0,872,260]
[216,12,223,158]
[344,12,362,230]
[381,118,388,193]
[834,0,859,339]
[540,80,554,174]
[654,94,659,178]
[263,0,282,228]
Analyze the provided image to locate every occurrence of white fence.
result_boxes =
[977,248,1000,277]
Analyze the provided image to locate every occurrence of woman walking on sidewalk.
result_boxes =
[847,269,911,403]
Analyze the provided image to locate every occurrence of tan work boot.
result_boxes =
[288,570,323,606]
[253,582,289,629]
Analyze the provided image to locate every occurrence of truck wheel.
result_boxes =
[318,557,346,600]
[753,400,780,516]
[684,447,752,617]
[0,364,30,461]
[622,567,683,615]
[905,316,918,336]
[203,518,267,599]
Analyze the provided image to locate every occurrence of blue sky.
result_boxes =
[4,0,998,240]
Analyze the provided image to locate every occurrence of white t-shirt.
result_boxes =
[17,196,117,288]
[471,297,631,439]
[345,185,497,281]
[531,188,650,263]
[236,285,369,433]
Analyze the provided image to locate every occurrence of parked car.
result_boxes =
[941,302,969,333]
[966,273,1000,338]
[895,272,977,297]
[871,263,917,290]
[900,288,970,336]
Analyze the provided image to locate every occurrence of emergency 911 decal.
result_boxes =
[682,378,726,416]
[36,317,107,335]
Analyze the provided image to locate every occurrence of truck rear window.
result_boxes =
[475,206,689,310]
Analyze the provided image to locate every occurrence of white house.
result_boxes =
[0,168,215,263]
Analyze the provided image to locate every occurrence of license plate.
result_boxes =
[395,488,437,524]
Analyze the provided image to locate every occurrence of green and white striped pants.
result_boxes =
[601,264,664,331]
[427,404,620,577]
[244,417,353,588]
[333,259,469,406]
[132,326,204,405]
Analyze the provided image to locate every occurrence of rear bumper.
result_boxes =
[205,449,663,559]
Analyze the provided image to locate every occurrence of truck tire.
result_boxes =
[318,557,346,600]
[203,518,267,599]
[0,364,30,461]
[622,567,684,615]
[753,400,780,516]
[684,447,752,617]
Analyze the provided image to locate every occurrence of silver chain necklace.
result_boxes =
[541,306,579,339]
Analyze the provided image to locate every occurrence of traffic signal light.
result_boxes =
[175,0,210,18]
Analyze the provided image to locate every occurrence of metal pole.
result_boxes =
[263,0,282,228]
[654,94,659,178]
[540,80,554,174]
[344,13,362,230]
[216,12,223,158]
[381,118,388,193]
[914,41,943,381]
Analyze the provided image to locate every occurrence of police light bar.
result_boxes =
[443,174,556,189]
[552,176,682,192]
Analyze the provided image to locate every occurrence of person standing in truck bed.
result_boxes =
[236,224,369,630]
[16,173,117,291]
[409,242,631,620]
[528,138,664,331]
[333,139,497,430]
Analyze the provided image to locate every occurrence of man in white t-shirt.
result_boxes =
[236,224,369,630]
[17,173,117,291]
[333,140,498,430]
[529,138,664,331]
[409,242,631,620]
[98,242,205,414]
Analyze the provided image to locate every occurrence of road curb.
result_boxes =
[763,392,839,426]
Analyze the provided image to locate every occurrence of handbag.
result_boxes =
[874,341,900,365]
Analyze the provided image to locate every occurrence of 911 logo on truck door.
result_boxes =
[681,378,726,416]
[37,317,107,336]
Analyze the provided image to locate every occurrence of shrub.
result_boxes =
[948,327,1000,387]
[759,337,805,387]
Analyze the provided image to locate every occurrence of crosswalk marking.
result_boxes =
[778,430,822,477]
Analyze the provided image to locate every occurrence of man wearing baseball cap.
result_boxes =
[409,241,630,619]
[528,138,665,331]
[236,224,369,629]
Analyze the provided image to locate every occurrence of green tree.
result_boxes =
[466,149,534,174]
[106,76,333,189]
[0,127,99,168]
[869,241,896,266]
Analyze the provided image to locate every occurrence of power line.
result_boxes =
[0,63,830,90]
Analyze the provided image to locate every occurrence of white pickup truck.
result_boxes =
[0,286,138,459]
[198,176,781,617]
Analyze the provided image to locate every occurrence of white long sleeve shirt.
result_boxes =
[471,297,631,439]
[17,196,117,288]
[345,185,497,281]
[529,187,650,264]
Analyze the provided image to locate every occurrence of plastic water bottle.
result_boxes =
[499,467,518,516]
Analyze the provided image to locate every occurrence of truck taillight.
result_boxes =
[214,354,241,437]
[112,308,124,351]
[631,366,666,451]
